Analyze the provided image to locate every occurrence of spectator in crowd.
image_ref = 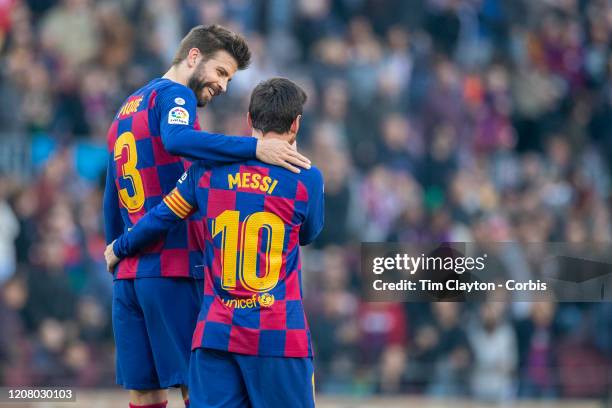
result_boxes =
[469,302,517,402]
[411,303,472,397]
[516,301,559,398]
[0,174,19,284]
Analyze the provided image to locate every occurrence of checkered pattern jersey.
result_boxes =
[177,161,323,357]
[106,78,204,279]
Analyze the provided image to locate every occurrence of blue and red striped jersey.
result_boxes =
[103,78,257,279]
[114,158,325,357]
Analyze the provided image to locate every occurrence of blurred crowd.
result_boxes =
[0,0,611,401]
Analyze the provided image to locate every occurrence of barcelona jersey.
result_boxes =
[114,158,325,357]
[103,78,257,279]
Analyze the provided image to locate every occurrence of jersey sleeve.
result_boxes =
[157,84,257,164]
[112,162,201,258]
[163,159,199,219]
[299,167,325,246]
[103,154,125,244]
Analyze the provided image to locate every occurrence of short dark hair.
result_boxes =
[172,24,251,69]
[248,78,307,134]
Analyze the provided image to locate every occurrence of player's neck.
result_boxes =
[251,129,295,144]
[162,65,188,86]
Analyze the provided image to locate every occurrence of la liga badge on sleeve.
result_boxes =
[168,106,189,125]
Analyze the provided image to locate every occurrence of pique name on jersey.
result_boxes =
[117,95,144,118]
[228,172,279,194]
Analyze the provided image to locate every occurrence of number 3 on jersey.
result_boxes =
[212,210,285,293]
[114,131,145,212]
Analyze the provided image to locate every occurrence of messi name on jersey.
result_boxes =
[227,172,279,194]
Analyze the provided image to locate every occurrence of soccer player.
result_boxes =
[103,26,311,408]
[106,78,324,407]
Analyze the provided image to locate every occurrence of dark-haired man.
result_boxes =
[103,25,311,408]
[107,78,323,408]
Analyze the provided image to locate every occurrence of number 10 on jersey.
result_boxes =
[212,210,285,293]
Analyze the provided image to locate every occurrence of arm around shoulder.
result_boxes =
[158,84,257,163]
[299,167,325,246]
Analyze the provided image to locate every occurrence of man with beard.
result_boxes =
[103,25,310,408]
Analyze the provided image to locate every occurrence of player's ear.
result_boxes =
[247,112,253,128]
[187,48,200,68]
[290,115,301,135]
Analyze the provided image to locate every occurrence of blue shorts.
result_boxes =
[112,278,203,390]
[189,348,315,408]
